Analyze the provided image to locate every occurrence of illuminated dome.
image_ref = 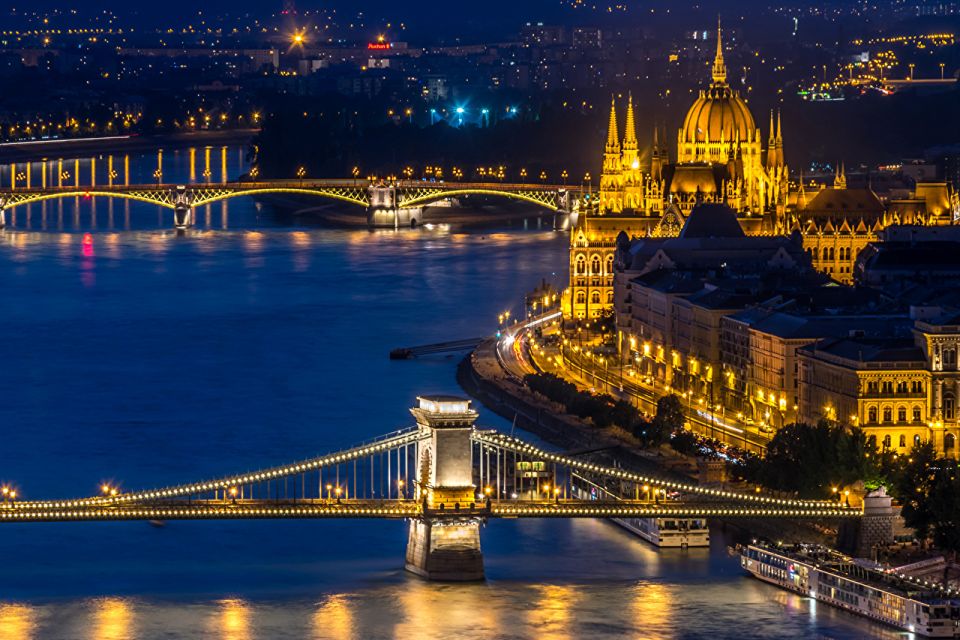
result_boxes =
[680,22,756,144]
[682,86,756,143]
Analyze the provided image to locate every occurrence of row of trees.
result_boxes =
[523,373,687,448]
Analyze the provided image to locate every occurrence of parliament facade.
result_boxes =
[568,23,958,322]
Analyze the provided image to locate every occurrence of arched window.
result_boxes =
[914,434,922,447]
[575,255,586,275]
[868,407,878,424]
[867,434,877,448]
[591,256,601,275]
[575,291,586,304]
[899,434,906,448]
[946,433,956,452]
[605,255,614,275]
[912,406,922,423]
[883,407,892,423]
[882,434,891,449]
[606,291,614,303]
[590,291,601,304]
[897,406,907,422]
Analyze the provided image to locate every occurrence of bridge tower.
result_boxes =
[368,184,423,228]
[405,396,485,581]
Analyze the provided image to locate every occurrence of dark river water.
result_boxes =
[0,147,898,639]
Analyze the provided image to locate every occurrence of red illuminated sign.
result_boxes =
[367,42,391,50]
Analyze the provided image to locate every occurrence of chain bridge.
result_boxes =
[0,180,586,230]
[0,397,858,581]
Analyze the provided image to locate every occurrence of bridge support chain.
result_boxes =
[405,516,484,581]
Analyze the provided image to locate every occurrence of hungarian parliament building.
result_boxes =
[568,24,959,321]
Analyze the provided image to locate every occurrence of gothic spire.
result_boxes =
[712,16,727,84]
[623,93,637,148]
[605,96,619,152]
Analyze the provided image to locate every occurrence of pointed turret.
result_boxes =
[712,16,727,85]
[834,161,847,189]
[650,125,663,182]
[600,96,623,213]
[798,169,807,210]
[621,93,639,173]
[623,93,637,149]
[605,96,619,153]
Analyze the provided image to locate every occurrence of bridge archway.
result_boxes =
[396,188,562,211]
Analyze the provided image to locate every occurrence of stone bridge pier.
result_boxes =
[367,184,423,228]
[405,396,484,581]
[172,186,195,229]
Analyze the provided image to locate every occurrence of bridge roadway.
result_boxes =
[0,498,856,523]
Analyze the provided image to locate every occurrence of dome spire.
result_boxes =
[712,16,727,84]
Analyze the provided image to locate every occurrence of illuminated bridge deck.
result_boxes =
[0,499,859,523]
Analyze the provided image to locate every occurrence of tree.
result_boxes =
[886,442,939,542]
[757,421,878,498]
[647,395,684,446]
[927,463,960,564]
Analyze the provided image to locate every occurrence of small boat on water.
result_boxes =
[613,516,709,548]
[741,542,960,637]
[148,520,166,528]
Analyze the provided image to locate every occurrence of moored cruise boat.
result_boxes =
[741,542,960,637]
[614,516,709,548]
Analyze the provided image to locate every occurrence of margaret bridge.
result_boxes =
[0,396,859,581]
[0,180,587,230]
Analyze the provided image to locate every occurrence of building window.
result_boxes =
[606,255,613,275]
[867,381,879,394]
[945,348,957,369]
[591,256,601,275]
[912,381,923,394]
[575,291,586,305]
[882,381,893,394]
[868,407,878,424]
[883,435,892,449]
[912,406,922,422]
[898,406,907,422]
[883,407,892,423]
[946,395,955,420]
[946,433,956,452]
[867,434,877,448]
[606,291,614,303]
[576,255,586,275]
[899,434,906,448]
[590,291,601,305]
[896,381,908,394]
[914,434,922,447]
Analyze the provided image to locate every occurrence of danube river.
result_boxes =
[0,146,897,639]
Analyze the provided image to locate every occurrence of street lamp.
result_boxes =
[296,166,306,186]
[561,169,568,185]
[153,168,162,185]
